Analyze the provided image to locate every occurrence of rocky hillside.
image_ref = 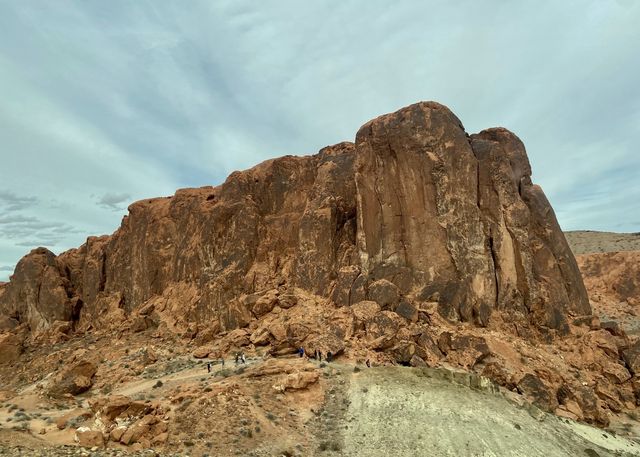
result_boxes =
[1,102,639,455]
[565,231,640,338]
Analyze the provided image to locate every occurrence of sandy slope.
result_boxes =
[343,367,640,457]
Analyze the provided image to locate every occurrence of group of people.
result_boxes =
[205,349,373,373]
[298,347,334,362]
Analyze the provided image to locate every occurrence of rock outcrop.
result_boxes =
[0,102,589,338]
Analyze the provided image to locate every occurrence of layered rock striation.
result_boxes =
[0,102,588,335]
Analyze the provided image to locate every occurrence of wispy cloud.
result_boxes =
[0,191,37,212]
[96,192,131,211]
[0,1,638,282]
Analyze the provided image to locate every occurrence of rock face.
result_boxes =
[575,250,640,336]
[0,102,588,336]
[577,251,640,307]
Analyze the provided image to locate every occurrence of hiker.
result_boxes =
[235,353,239,364]
[207,361,211,373]
[317,350,322,362]
[241,352,246,364]
[366,359,371,368]
[220,357,225,367]
[327,351,333,362]
[298,347,305,358]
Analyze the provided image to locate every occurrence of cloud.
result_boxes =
[0,191,37,211]
[0,266,13,272]
[96,192,132,211]
[0,1,639,281]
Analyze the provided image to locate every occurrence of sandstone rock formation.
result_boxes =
[8,102,633,428]
[0,102,588,337]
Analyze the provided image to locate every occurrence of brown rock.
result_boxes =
[152,431,168,445]
[416,332,444,366]
[365,311,401,349]
[251,289,279,317]
[110,426,127,442]
[601,361,632,384]
[395,300,418,322]
[47,360,97,397]
[75,428,105,448]
[0,332,23,364]
[0,248,82,332]
[622,339,640,375]
[367,279,400,310]
[120,420,150,445]
[192,346,212,359]
[279,370,320,391]
[517,373,558,412]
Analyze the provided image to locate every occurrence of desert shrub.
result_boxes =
[153,380,163,389]
[217,369,232,378]
[67,416,83,429]
[353,366,361,373]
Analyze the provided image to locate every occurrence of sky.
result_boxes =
[1,1,639,281]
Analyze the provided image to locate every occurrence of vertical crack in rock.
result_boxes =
[488,233,500,308]
[98,252,107,293]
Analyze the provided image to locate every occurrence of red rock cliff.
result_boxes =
[0,102,589,335]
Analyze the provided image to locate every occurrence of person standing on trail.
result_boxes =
[298,347,304,358]
[207,361,211,373]
[366,359,371,368]
[241,352,246,364]
[327,351,333,362]
[235,353,239,364]
[220,357,225,367]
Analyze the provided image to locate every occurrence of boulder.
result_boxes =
[517,373,558,413]
[279,370,320,391]
[48,360,97,397]
[75,428,105,448]
[368,279,400,310]
[252,289,279,317]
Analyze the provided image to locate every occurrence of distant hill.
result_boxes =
[564,230,640,255]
